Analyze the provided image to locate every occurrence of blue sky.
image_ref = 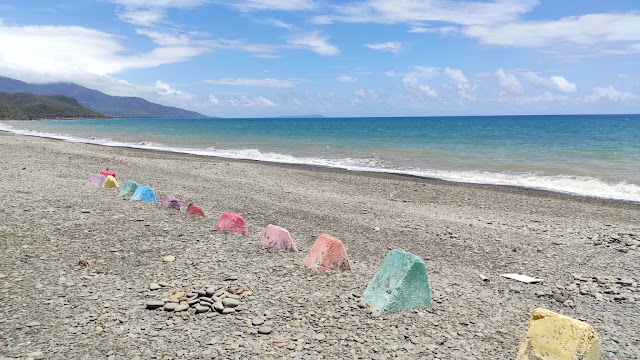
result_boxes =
[0,0,639,117]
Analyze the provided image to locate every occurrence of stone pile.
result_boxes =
[593,231,640,253]
[145,284,252,315]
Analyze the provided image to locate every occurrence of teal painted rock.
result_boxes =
[118,179,139,196]
[362,249,432,312]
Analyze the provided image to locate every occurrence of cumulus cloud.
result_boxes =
[364,42,403,53]
[523,72,576,93]
[209,94,220,105]
[352,88,377,104]
[204,77,296,87]
[338,75,357,83]
[155,80,184,95]
[585,86,638,102]
[287,31,339,55]
[444,67,475,100]
[495,68,524,95]
[402,73,438,98]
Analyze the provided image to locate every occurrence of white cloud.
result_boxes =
[228,95,276,107]
[495,68,524,95]
[313,0,537,26]
[352,88,377,104]
[109,0,209,26]
[402,73,438,98]
[229,0,314,11]
[209,94,220,105]
[550,76,577,93]
[155,80,184,95]
[444,67,468,84]
[204,77,296,87]
[263,18,294,29]
[252,54,281,58]
[338,75,357,83]
[287,31,339,55]
[585,86,638,102]
[364,41,403,53]
[462,12,640,57]
[523,72,576,93]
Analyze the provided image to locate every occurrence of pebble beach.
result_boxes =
[1,131,639,359]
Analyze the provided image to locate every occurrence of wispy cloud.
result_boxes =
[287,31,339,55]
[338,75,357,83]
[204,77,296,87]
[228,95,276,107]
[523,72,576,93]
[109,0,209,26]
[495,68,524,95]
[227,0,314,11]
[364,41,403,53]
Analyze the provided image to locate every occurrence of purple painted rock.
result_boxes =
[217,212,249,236]
[261,224,297,252]
[161,195,181,210]
[87,173,106,186]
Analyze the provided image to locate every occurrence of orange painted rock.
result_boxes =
[261,224,297,252]
[186,204,205,217]
[217,212,249,236]
[304,234,351,271]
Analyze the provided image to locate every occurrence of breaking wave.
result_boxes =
[2,122,639,202]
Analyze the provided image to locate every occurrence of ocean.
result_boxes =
[2,114,639,202]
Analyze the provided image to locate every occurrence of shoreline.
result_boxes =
[2,125,639,205]
[1,131,639,359]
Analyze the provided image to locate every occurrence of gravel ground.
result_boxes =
[1,132,639,359]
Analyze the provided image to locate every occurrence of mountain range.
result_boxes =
[0,76,209,119]
[0,92,106,120]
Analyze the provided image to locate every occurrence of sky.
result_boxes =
[0,0,639,118]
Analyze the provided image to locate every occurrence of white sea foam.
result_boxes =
[2,122,639,203]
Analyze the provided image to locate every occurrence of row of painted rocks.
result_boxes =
[89,171,603,359]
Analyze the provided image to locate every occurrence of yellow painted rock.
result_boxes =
[102,175,119,188]
[517,308,601,360]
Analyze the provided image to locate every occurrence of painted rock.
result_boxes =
[304,234,350,271]
[261,224,297,252]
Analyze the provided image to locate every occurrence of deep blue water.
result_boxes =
[2,114,640,201]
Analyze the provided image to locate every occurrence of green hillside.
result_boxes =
[0,92,106,120]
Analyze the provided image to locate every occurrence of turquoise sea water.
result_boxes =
[2,114,640,202]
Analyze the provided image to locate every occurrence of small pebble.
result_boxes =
[258,326,273,334]
[162,255,176,263]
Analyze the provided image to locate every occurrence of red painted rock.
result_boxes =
[100,170,116,178]
[261,224,297,252]
[186,204,205,217]
[217,212,249,236]
[304,234,351,271]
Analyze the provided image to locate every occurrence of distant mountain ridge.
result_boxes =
[0,92,106,120]
[0,76,209,119]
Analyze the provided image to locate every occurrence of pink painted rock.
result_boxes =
[87,173,106,186]
[217,212,249,236]
[161,195,181,210]
[100,170,116,178]
[304,234,351,271]
[261,224,297,252]
[186,204,205,217]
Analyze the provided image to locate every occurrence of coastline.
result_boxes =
[1,131,639,359]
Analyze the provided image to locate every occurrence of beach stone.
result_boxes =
[26,351,44,359]
[86,173,106,187]
[101,175,118,188]
[163,303,179,311]
[258,326,273,335]
[161,195,181,210]
[304,234,351,271]
[174,304,189,312]
[213,302,224,311]
[221,308,235,314]
[361,249,431,312]
[217,212,249,236]
[187,204,206,218]
[118,179,139,196]
[252,318,265,326]
[162,255,176,263]
[195,305,210,313]
[26,321,41,327]
[222,298,240,308]
[206,287,216,296]
[149,283,161,290]
[146,301,165,309]
[516,308,600,359]
[260,224,297,251]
